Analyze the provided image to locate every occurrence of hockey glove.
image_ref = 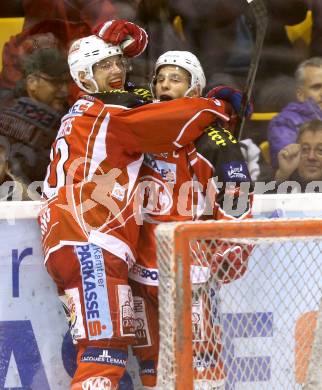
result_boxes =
[206,85,253,119]
[211,243,253,283]
[93,19,148,57]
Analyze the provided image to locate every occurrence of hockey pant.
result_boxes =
[129,276,226,388]
[130,279,159,387]
[46,244,136,390]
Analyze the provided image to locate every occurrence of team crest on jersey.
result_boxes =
[139,175,173,215]
[81,376,113,390]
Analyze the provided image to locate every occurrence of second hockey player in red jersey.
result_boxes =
[128,50,254,389]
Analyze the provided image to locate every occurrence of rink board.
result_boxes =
[0,194,322,389]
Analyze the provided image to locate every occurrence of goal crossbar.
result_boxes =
[157,218,322,390]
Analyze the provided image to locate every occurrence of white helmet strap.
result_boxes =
[81,67,99,93]
[184,84,201,97]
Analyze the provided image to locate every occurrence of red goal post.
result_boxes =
[156,218,322,390]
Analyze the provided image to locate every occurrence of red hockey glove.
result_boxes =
[211,243,253,283]
[93,19,148,57]
[207,85,253,119]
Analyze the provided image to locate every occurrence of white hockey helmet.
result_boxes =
[153,50,206,96]
[68,35,123,93]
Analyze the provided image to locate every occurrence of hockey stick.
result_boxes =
[235,0,268,141]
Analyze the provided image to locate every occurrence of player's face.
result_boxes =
[93,55,126,92]
[154,65,192,101]
[298,130,322,181]
[297,66,322,110]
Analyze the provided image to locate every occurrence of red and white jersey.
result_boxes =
[129,125,253,286]
[39,91,229,263]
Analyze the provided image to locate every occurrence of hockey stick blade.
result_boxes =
[236,0,268,141]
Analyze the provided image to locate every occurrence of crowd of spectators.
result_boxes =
[0,0,322,198]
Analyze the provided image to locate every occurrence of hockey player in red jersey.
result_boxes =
[38,21,235,389]
[128,50,254,389]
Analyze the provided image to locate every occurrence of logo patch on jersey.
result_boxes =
[143,154,177,183]
[111,182,126,201]
[222,161,249,182]
[80,347,127,367]
[81,376,112,390]
[60,287,86,341]
[133,296,152,347]
[118,285,135,337]
[206,125,237,146]
[128,264,159,286]
[68,99,94,116]
[76,244,113,340]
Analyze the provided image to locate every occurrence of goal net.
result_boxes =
[156,219,322,390]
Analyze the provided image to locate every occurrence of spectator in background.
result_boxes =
[275,119,322,192]
[0,47,69,184]
[307,0,322,59]
[246,75,296,146]
[0,143,30,200]
[113,0,140,22]
[14,46,69,113]
[0,0,116,95]
[134,0,188,84]
[167,0,308,89]
[268,57,322,170]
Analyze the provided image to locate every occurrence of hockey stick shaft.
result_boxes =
[236,0,268,141]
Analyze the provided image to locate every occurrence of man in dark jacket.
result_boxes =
[0,47,69,184]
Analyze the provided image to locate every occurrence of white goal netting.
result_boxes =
[156,219,322,390]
